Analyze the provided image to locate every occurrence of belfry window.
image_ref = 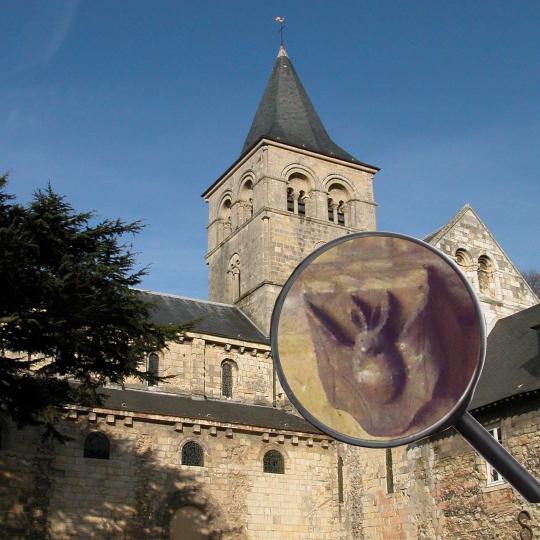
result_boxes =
[221,361,233,398]
[286,172,311,216]
[327,182,351,226]
[84,432,110,460]
[147,352,159,386]
[327,198,334,221]
[298,191,306,217]
[182,441,204,467]
[337,201,345,225]
[287,187,295,212]
[263,450,284,474]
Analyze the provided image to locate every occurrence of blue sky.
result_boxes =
[2,1,539,299]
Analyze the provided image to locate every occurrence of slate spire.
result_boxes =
[241,46,358,163]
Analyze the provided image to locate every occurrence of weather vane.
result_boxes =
[275,16,285,46]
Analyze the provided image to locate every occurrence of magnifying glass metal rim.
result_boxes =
[270,230,487,449]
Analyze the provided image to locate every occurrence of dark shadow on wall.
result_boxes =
[0,415,246,540]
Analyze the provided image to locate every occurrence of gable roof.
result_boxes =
[96,386,322,435]
[138,290,268,344]
[241,46,361,165]
[470,303,540,410]
[424,204,539,302]
[423,204,473,244]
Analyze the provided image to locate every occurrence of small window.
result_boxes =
[298,191,306,216]
[221,361,233,398]
[455,248,471,267]
[182,441,204,467]
[263,450,284,474]
[337,456,344,503]
[287,188,294,212]
[147,352,159,386]
[327,198,334,221]
[478,255,493,294]
[84,432,110,460]
[486,426,505,485]
[337,201,345,226]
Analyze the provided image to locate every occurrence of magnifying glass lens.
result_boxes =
[272,233,484,447]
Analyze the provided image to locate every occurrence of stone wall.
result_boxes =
[204,141,378,333]
[431,206,538,331]
[125,334,275,408]
[0,408,344,539]
[344,396,540,539]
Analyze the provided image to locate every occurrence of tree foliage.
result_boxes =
[0,175,184,437]
[522,269,540,298]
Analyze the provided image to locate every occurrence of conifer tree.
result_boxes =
[0,175,184,437]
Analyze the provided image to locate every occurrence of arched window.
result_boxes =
[298,190,306,217]
[148,352,159,387]
[287,187,294,213]
[182,441,204,467]
[327,198,334,221]
[228,254,241,302]
[84,432,110,460]
[455,248,471,268]
[218,197,232,239]
[286,172,311,216]
[263,450,284,474]
[327,183,351,226]
[337,201,345,226]
[239,178,254,221]
[478,255,493,294]
[221,361,233,398]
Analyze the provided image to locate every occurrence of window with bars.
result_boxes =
[486,426,505,486]
[84,432,110,460]
[147,352,159,386]
[263,450,284,474]
[182,441,204,467]
[221,361,233,398]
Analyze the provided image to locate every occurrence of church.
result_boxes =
[1,45,539,539]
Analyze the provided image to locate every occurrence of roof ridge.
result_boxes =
[135,288,236,308]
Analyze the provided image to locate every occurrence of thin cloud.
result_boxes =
[41,0,80,65]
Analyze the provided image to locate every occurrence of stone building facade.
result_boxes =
[0,45,539,539]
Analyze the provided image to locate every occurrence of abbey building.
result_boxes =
[0,45,539,539]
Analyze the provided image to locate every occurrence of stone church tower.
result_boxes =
[203,45,379,333]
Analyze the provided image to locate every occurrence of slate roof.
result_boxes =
[241,46,368,166]
[96,386,322,435]
[138,290,268,344]
[470,303,540,410]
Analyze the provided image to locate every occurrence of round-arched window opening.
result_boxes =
[148,352,159,387]
[455,248,472,267]
[221,361,234,398]
[287,187,294,213]
[182,441,204,467]
[263,450,284,474]
[478,255,493,294]
[84,432,110,460]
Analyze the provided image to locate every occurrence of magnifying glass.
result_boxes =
[270,231,540,502]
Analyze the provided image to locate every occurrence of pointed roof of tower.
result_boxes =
[241,45,359,164]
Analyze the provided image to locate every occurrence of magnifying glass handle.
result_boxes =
[454,412,540,503]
